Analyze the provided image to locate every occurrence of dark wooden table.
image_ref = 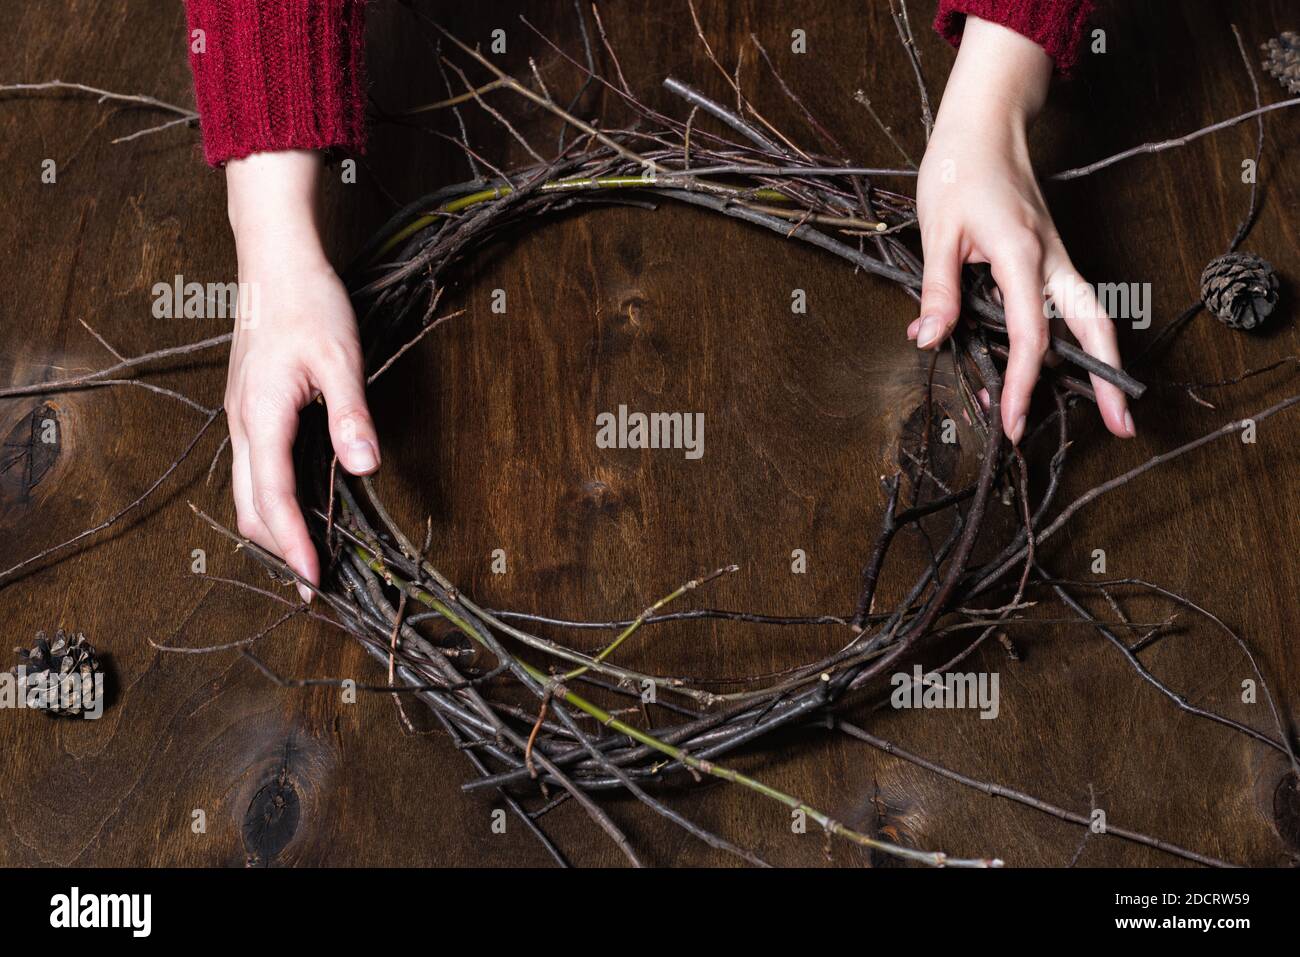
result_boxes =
[1,0,1297,867]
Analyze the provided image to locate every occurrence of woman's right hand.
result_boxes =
[912,16,1133,444]
[224,150,380,601]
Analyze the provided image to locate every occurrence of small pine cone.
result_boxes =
[1261,32,1300,94]
[13,629,102,717]
[1199,252,1280,330]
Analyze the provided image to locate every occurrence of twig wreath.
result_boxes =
[2,5,1299,867]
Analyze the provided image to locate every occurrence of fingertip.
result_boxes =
[330,408,381,475]
[341,438,381,476]
[907,318,922,340]
[1008,414,1027,446]
[916,314,950,350]
[288,552,320,601]
[1000,391,1028,446]
[1095,385,1134,439]
[1103,412,1134,440]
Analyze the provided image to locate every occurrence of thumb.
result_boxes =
[318,359,380,476]
[915,233,962,350]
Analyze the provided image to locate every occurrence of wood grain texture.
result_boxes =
[0,0,1296,867]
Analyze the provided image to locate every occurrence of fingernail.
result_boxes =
[1009,414,1027,445]
[297,583,313,604]
[916,315,941,349]
[1123,410,1135,437]
[349,440,379,473]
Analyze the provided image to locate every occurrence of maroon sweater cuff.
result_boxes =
[934,0,1095,76]
[185,0,368,167]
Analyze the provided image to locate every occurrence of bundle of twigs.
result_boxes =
[3,3,1298,868]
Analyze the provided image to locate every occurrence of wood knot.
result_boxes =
[557,477,637,542]
[243,771,302,867]
[0,402,61,513]
[578,479,616,510]
[618,295,648,327]
[233,734,334,867]
[896,399,959,491]
[566,478,633,522]
[1273,771,1300,853]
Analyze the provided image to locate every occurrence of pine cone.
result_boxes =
[13,629,102,717]
[1261,32,1300,94]
[1199,253,1280,330]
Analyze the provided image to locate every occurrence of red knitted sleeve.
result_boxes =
[934,0,1095,75]
[184,0,368,166]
